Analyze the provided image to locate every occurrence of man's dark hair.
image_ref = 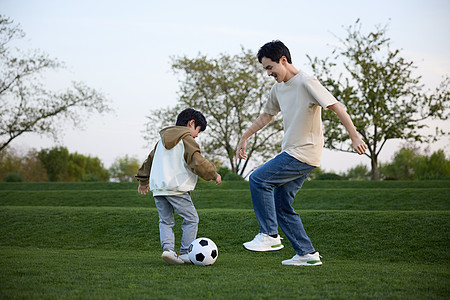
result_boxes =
[257,40,292,64]
[176,108,207,132]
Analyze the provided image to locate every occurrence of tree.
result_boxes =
[344,164,371,180]
[307,20,449,180]
[38,146,109,182]
[109,155,140,182]
[38,146,69,181]
[0,147,47,181]
[379,147,450,180]
[0,15,112,152]
[143,48,283,176]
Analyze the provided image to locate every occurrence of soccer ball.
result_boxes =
[188,237,218,266]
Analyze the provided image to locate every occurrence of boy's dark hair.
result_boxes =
[176,108,207,132]
[257,40,292,64]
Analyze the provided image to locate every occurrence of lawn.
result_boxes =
[0,181,449,299]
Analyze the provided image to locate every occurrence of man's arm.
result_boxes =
[236,112,274,160]
[327,103,367,155]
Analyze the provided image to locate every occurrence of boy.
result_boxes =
[136,108,222,265]
[236,40,366,266]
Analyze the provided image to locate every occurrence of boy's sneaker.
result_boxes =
[179,253,192,264]
[243,233,284,252]
[281,251,322,266]
[161,250,184,265]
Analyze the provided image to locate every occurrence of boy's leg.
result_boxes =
[165,193,199,254]
[248,152,306,235]
[274,164,315,255]
[154,196,176,251]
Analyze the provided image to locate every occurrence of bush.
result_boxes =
[4,173,23,182]
[316,173,343,180]
[223,172,245,181]
[217,167,232,179]
[344,164,370,180]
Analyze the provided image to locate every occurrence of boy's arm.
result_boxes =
[182,136,219,182]
[135,142,158,186]
[236,112,274,160]
[327,103,367,155]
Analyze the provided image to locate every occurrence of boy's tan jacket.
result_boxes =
[135,126,217,185]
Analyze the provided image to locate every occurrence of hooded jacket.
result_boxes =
[135,126,217,196]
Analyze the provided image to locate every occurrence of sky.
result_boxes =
[2,0,450,173]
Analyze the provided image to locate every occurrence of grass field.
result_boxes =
[0,180,449,299]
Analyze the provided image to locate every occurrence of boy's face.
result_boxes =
[261,56,288,83]
[187,120,202,139]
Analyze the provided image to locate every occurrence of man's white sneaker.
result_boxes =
[179,253,192,264]
[243,233,284,252]
[281,251,322,266]
[161,250,184,265]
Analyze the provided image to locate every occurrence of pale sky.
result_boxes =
[2,0,450,173]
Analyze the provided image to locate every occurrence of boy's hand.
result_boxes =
[215,174,222,185]
[138,184,150,195]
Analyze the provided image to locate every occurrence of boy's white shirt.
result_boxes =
[150,140,198,196]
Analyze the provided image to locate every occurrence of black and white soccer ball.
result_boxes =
[188,237,218,266]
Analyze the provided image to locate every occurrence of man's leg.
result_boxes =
[248,152,309,234]
[244,152,310,251]
[274,169,315,256]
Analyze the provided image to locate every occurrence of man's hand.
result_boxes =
[328,103,367,156]
[236,139,248,160]
[235,113,273,161]
[138,184,150,195]
[215,174,222,185]
[352,138,367,155]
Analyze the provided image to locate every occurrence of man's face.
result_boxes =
[261,56,287,83]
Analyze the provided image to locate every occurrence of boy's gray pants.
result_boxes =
[154,193,199,254]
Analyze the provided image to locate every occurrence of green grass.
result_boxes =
[0,181,449,299]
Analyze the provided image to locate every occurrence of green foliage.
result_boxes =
[0,15,112,152]
[380,147,450,180]
[217,166,231,178]
[344,164,371,180]
[307,20,449,180]
[109,155,140,182]
[38,146,70,181]
[144,48,282,176]
[223,172,245,181]
[0,147,48,181]
[3,172,23,182]
[0,181,448,298]
[217,166,245,181]
[308,167,324,180]
[38,146,109,182]
[316,173,343,180]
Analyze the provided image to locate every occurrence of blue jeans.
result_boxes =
[249,152,316,255]
[154,193,199,254]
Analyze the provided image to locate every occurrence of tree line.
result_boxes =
[1,16,448,181]
[0,146,141,182]
[1,145,448,182]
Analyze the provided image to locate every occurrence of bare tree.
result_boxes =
[0,15,113,152]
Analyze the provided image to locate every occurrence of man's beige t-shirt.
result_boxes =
[264,71,338,167]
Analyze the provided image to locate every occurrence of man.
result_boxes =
[236,40,366,266]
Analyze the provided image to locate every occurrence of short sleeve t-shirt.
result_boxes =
[264,71,338,166]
